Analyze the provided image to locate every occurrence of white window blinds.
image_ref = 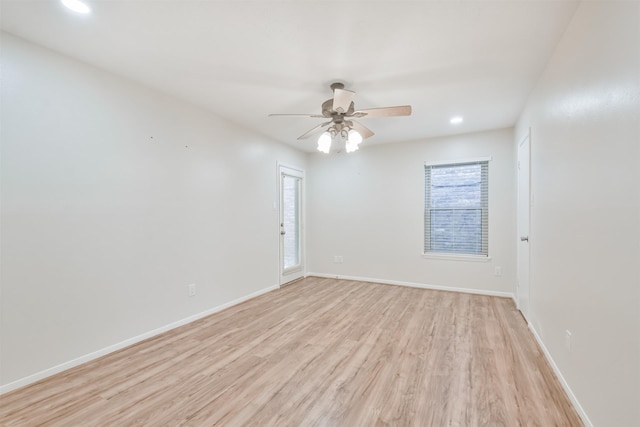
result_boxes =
[424,160,489,256]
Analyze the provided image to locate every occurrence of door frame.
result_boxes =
[278,163,305,286]
[517,128,531,320]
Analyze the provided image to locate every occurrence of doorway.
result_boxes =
[279,164,305,285]
[517,129,531,319]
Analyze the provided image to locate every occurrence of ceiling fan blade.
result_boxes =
[297,121,332,140]
[269,113,326,118]
[349,120,375,139]
[332,88,355,114]
[354,105,412,118]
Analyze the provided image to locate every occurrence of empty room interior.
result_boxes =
[1,1,638,426]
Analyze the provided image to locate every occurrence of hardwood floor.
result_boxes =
[0,277,583,426]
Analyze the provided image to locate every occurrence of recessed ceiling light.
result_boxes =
[450,116,463,124]
[61,0,91,14]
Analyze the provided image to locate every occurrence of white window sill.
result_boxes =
[422,253,492,262]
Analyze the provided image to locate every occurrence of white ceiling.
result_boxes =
[1,0,579,152]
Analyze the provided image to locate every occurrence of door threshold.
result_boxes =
[281,277,305,287]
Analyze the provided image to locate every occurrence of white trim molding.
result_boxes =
[421,253,492,262]
[0,284,279,395]
[528,323,593,427]
[306,273,514,299]
[424,156,492,167]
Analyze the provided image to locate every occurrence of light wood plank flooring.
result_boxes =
[0,277,583,426]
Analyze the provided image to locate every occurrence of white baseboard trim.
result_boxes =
[306,272,514,299]
[528,323,593,427]
[0,284,279,396]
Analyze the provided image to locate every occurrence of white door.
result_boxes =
[279,165,304,285]
[517,130,531,319]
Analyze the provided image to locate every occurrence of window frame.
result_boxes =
[423,157,491,261]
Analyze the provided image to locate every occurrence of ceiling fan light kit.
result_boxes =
[269,82,411,154]
[317,132,332,154]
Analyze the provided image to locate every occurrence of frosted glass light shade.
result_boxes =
[317,132,332,153]
[348,129,363,145]
[345,141,360,153]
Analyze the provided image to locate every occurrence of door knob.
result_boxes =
[520,236,529,242]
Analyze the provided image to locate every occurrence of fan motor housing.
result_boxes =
[322,99,355,119]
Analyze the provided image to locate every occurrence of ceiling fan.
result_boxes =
[269,83,412,153]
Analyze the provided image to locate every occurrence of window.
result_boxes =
[424,160,489,256]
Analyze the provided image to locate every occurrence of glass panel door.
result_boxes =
[279,165,304,285]
[282,175,300,270]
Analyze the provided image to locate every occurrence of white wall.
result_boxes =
[307,128,516,295]
[0,33,306,389]
[515,2,640,426]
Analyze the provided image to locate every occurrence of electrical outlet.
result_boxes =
[188,284,196,297]
[333,256,343,264]
[494,266,502,276]
[565,330,572,352]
